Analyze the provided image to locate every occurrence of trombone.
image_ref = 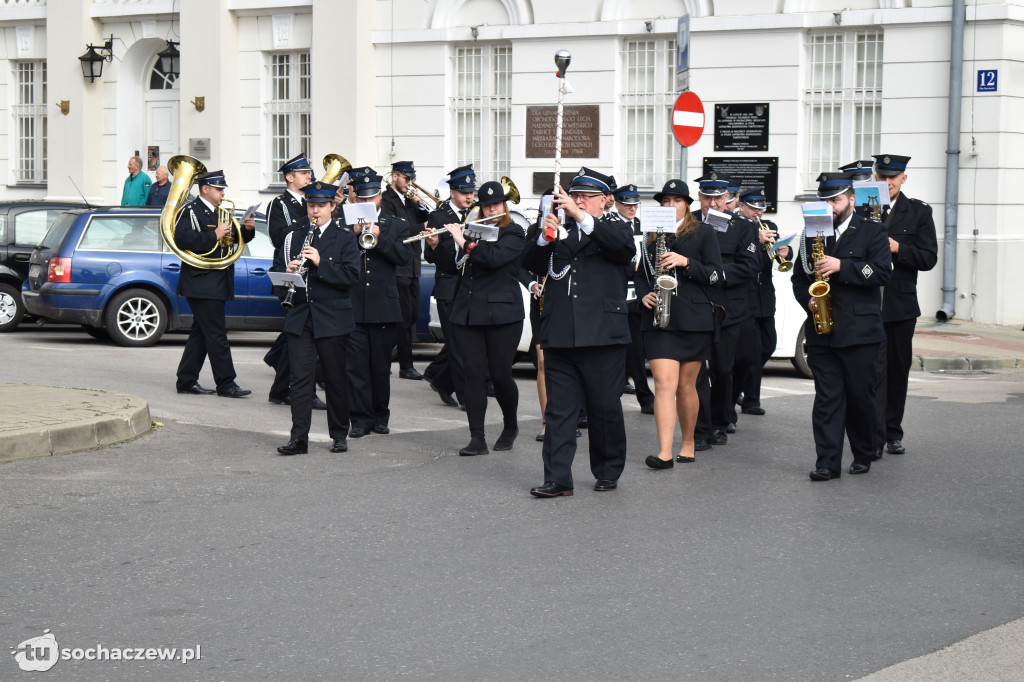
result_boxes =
[384,171,441,207]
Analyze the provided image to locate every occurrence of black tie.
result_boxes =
[566,222,579,247]
[310,226,321,250]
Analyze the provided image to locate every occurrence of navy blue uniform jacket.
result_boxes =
[522,213,636,348]
[882,193,938,322]
[424,201,464,301]
[433,223,526,326]
[173,197,256,301]
[349,213,411,324]
[267,190,306,251]
[694,210,759,327]
[791,214,892,348]
[380,187,429,278]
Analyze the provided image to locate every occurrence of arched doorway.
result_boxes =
[144,56,179,171]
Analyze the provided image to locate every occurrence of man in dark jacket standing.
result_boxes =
[871,154,938,458]
[792,172,892,481]
[173,170,256,398]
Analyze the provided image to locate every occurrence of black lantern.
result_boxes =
[79,35,114,83]
[157,40,180,79]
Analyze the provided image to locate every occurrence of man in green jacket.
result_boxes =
[121,156,151,206]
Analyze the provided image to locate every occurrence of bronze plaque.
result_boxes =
[526,105,599,159]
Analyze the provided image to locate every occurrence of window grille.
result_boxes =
[620,39,678,189]
[451,44,511,179]
[265,52,311,186]
[12,61,47,184]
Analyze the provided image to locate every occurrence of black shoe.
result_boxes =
[372,424,390,435]
[711,430,728,445]
[742,406,766,415]
[694,439,711,451]
[349,427,368,439]
[676,455,695,463]
[426,378,458,407]
[218,386,252,398]
[399,368,423,380]
[177,383,215,395]
[535,431,545,442]
[871,447,884,462]
[594,479,617,491]
[312,396,327,410]
[849,462,871,475]
[530,482,573,498]
[640,403,655,415]
[330,439,348,453]
[577,417,588,429]
[268,395,290,405]
[277,440,307,456]
[623,383,636,395]
[809,468,839,481]
[494,426,519,451]
[645,455,674,469]
[886,440,906,455]
[725,422,736,434]
[459,438,489,456]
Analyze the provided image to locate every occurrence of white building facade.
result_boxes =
[0,0,1019,324]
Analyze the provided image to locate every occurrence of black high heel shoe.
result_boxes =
[645,455,674,469]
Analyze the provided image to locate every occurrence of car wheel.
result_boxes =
[82,324,110,341]
[0,282,26,332]
[104,288,167,347]
[791,325,813,379]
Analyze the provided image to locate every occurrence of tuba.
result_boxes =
[653,231,677,329]
[320,153,352,185]
[160,155,245,270]
[808,234,833,335]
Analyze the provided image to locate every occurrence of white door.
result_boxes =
[146,100,179,170]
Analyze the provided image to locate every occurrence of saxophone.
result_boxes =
[807,234,833,335]
[653,231,677,329]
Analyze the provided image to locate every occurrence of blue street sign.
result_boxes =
[977,69,997,92]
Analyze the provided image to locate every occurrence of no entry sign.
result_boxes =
[672,91,705,147]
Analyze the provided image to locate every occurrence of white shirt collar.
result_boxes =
[198,196,217,214]
[287,188,304,203]
[836,212,854,238]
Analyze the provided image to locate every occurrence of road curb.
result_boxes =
[0,384,151,462]
[913,356,1021,372]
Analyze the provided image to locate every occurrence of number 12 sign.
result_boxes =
[977,70,998,92]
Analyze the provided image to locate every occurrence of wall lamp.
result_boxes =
[79,35,114,83]
[833,11,843,26]
[157,40,180,80]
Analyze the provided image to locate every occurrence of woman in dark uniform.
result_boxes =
[634,180,724,468]
[426,180,526,456]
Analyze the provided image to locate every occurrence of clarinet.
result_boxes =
[281,228,315,309]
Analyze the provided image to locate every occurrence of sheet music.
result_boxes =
[639,206,677,233]
[802,201,835,238]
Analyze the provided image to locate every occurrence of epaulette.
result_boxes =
[910,198,929,207]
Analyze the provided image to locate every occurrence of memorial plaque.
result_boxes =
[531,173,572,196]
[702,157,779,213]
[189,138,211,160]
[713,103,769,152]
[526,105,600,159]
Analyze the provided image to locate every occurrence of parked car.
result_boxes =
[0,201,86,332]
[22,207,284,346]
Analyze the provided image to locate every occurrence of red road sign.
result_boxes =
[671,91,705,147]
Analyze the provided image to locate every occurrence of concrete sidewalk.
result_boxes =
[0,383,150,462]
[912,317,1024,371]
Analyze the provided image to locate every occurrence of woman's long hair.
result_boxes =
[646,199,696,246]
[485,201,512,228]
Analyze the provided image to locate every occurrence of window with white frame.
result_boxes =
[804,31,883,188]
[451,44,511,179]
[620,39,678,189]
[12,61,47,184]
[265,52,311,186]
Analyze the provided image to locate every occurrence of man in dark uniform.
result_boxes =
[380,161,431,381]
[345,172,411,437]
[792,172,892,480]
[839,159,878,220]
[691,173,759,446]
[523,168,636,497]
[275,181,360,456]
[423,164,476,408]
[731,187,792,418]
[871,154,938,457]
[174,170,256,397]
[264,155,326,409]
[613,183,654,415]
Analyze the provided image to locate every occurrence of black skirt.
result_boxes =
[643,329,712,363]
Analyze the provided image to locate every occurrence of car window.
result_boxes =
[79,216,162,251]
[39,213,79,250]
[14,209,66,246]
[244,218,274,259]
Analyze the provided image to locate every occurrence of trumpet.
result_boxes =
[758,218,793,272]
[357,219,377,249]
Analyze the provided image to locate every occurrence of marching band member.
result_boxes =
[426,180,525,456]
[423,165,476,408]
[522,168,635,497]
[871,154,938,459]
[635,180,723,468]
[275,181,360,456]
[792,172,891,480]
[381,161,431,381]
[174,169,256,398]
[346,173,412,438]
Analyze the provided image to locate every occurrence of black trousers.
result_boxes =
[732,314,777,415]
[396,276,419,371]
[176,297,237,393]
[626,302,654,407]
[267,332,291,400]
[695,361,713,441]
[541,345,628,488]
[288,317,350,443]
[454,321,522,440]
[874,318,916,446]
[806,342,880,473]
[348,322,398,430]
[423,297,465,402]
[700,320,742,430]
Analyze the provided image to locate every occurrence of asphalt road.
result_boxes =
[2,325,1022,681]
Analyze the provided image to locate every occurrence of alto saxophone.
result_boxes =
[653,231,677,329]
[807,234,833,335]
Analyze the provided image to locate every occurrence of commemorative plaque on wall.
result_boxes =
[526,105,600,159]
[713,103,769,152]
[702,157,779,213]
